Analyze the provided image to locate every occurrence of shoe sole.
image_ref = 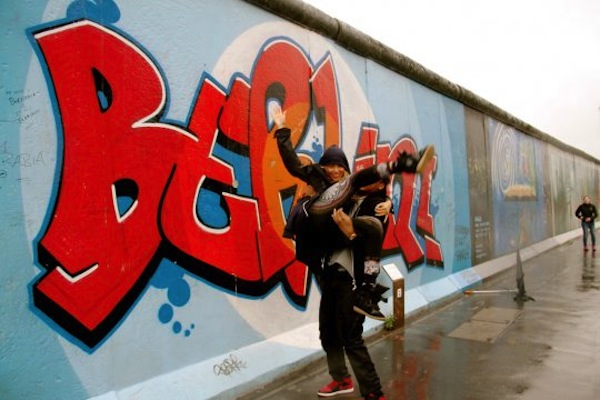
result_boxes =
[353,306,386,321]
[416,145,435,174]
[317,387,354,397]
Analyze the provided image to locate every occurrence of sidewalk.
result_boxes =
[237,239,600,400]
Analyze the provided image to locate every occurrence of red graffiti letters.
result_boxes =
[31,20,442,348]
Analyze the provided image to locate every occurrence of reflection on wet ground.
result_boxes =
[578,251,599,291]
[238,240,600,400]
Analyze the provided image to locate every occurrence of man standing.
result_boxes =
[575,195,597,252]
[317,182,390,400]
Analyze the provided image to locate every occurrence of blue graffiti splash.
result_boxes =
[310,138,324,160]
[168,278,191,307]
[158,303,173,323]
[151,260,194,337]
[66,0,121,24]
[150,260,183,289]
[172,321,182,334]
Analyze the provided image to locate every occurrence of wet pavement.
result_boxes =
[237,239,600,400]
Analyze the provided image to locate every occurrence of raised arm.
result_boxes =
[270,104,326,188]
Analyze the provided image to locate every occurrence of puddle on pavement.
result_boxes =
[447,307,521,343]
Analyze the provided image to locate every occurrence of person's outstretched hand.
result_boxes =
[269,103,286,129]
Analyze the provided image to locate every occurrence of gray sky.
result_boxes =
[304,0,600,160]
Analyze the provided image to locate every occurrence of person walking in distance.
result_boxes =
[575,195,598,252]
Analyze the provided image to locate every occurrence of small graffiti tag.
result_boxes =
[213,354,247,377]
[3,90,42,127]
[6,89,41,106]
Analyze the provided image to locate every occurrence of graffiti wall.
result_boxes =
[0,1,598,399]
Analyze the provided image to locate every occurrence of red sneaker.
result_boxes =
[317,376,354,397]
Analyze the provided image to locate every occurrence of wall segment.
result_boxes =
[0,1,598,399]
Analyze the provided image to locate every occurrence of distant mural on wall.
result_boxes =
[465,108,494,265]
[490,122,537,201]
[29,18,442,349]
[547,146,599,235]
[487,119,547,255]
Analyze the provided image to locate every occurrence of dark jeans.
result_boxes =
[582,221,596,247]
[319,265,382,396]
[295,211,385,272]
[352,216,384,262]
[308,181,387,263]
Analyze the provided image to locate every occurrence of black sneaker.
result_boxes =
[388,145,435,174]
[353,285,386,321]
[372,283,390,303]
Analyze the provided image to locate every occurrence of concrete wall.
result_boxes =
[1,1,598,399]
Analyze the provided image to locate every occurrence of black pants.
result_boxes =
[308,215,384,269]
[307,165,386,262]
[319,265,382,396]
[352,216,384,262]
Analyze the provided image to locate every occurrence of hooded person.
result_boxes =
[281,144,352,278]
[273,104,433,318]
[270,104,434,400]
[319,145,351,173]
[274,138,392,399]
[278,139,396,319]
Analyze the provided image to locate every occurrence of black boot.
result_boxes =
[388,145,435,174]
[353,284,386,321]
[372,283,390,303]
